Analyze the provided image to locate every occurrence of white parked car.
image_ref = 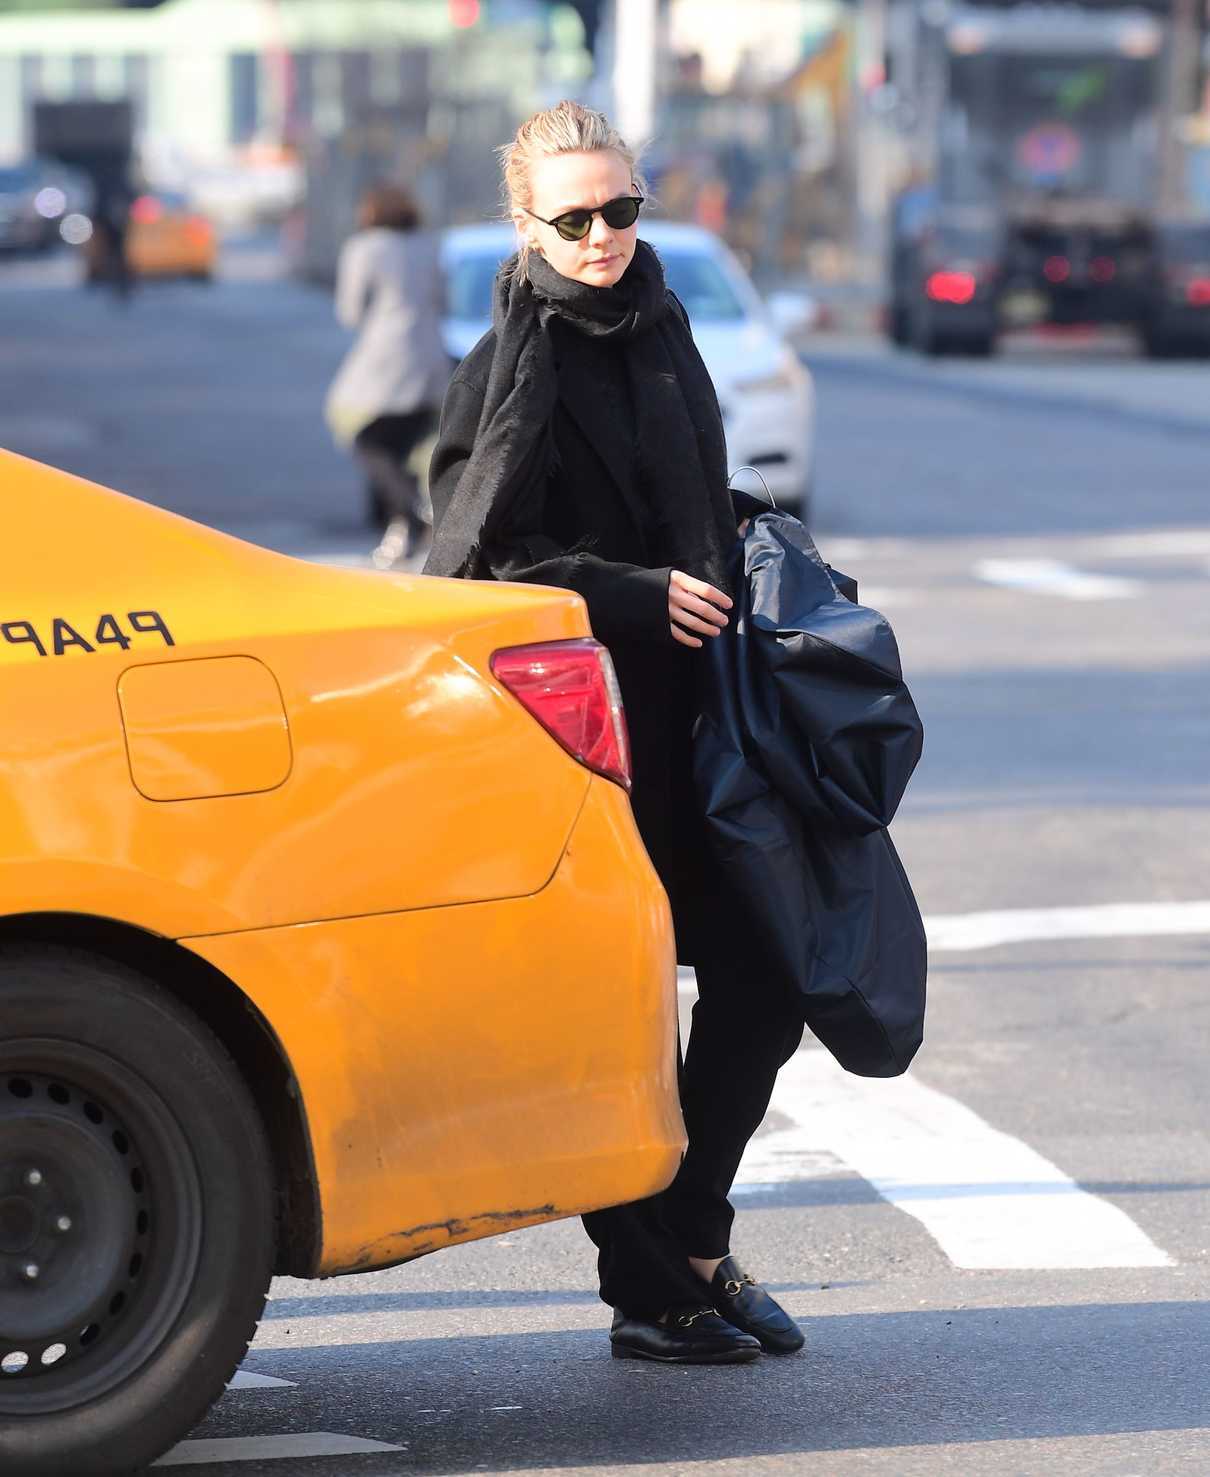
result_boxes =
[442,221,816,517]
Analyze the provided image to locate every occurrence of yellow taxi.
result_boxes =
[125,189,216,280]
[0,452,681,1475]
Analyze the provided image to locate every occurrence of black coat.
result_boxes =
[429,321,730,962]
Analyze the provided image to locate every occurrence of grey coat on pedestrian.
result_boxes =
[325,227,451,446]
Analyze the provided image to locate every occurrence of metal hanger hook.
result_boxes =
[727,466,778,509]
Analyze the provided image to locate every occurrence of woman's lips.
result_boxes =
[590,254,618,266]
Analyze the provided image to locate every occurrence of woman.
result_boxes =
[326,182,450,567]
[425,102,806,1364]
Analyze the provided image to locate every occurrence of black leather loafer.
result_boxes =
[610,1306,762,1364]
[710,1256,805,1353]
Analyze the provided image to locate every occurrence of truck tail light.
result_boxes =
[491,639,631,791]
[1187,277,1210,307]
[925,269,976,304]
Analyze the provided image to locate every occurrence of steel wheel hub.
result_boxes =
[0,1040,201,1415]
[0,1071,147,1378]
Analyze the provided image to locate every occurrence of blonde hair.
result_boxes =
[498,99,647,280]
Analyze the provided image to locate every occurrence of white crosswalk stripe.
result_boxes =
[684,899,1202,1270]
[226,1370,295,1391]
[926,899,1210,951]
[972,557,1142,600]
[155,1434,404,1466]
[735,1047,1172,1270]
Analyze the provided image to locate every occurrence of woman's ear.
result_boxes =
[512,210,542,258]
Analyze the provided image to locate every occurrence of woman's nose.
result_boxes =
[587,215,614,250]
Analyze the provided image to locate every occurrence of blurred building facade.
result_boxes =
[0,0,593,163]
[0,0,590,219]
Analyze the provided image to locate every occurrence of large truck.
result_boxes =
[31,99,134,184]
[887,0,1210,356]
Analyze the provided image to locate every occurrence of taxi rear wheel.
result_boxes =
[0,947,275,1475]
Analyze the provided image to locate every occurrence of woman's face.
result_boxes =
[517,149,639,289]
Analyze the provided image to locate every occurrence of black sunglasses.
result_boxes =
[524,194,644,242]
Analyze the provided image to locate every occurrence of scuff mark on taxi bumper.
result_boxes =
[397,1204,558,1241]
[333,1203,560,1276]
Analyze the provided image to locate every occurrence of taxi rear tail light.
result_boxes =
[491,639,631,791]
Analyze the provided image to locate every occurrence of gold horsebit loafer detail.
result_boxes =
[710,1258,806,1353]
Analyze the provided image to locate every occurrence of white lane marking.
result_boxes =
[738,1048,1172,1270]
[298,550,377,568]
[226,1370,296,1390]
[155,1433,404,1466]
[753,527,1210,568]
[927,900,1210,953]
[1085,529,1210,560]
[732,1130,848,1190]
[850,585,923,609]
[679,900,1210,998]
[973,557,1141,600]
[821,538,914,562]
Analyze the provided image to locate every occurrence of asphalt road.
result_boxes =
[3,241,1210,1476]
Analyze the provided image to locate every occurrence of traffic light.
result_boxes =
[449,0,481,27]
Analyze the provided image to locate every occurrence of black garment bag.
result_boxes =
[693,510,927,1077]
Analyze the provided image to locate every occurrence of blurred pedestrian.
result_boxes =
[88,162,135,301]
[325,182,450,567]
[425,101,806,1365]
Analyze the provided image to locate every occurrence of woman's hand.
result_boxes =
[668,569,732,649]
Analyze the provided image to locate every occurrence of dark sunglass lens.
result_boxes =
[601,197,641,228]
[556,211,593,241]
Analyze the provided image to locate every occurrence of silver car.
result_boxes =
[0,158,92,252]
[442,220,816,516]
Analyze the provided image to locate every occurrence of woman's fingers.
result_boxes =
[670,624,703,648]
[668,570,731,645]
[672,590,729,628]
[671,571,733,610]
[672,612,725,640]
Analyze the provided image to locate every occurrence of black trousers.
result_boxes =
[354,410,436,529]
[581,949,804,1319]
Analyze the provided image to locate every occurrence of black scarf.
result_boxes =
[423,239,736,594]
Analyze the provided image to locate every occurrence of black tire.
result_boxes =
[912,308,949,357]
[888,301,911,347]
[0,948,275,1475]
[1141,325,1174,359]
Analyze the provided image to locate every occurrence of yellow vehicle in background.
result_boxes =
[126,190,217,281]
[86,190,217,283]
[0,453,681,1475]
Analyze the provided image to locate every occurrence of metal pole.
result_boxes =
[612,0,658,147]
[1160,0,1200,212]
[855,0,890,276]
